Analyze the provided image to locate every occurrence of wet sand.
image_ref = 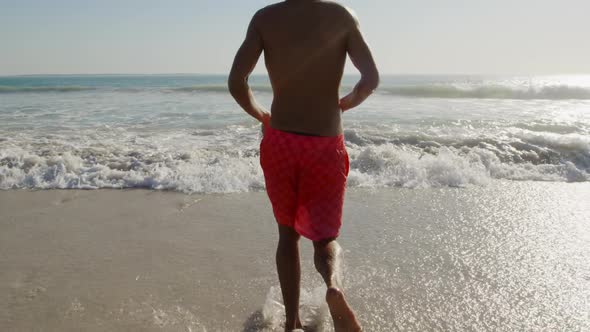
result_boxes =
[1,183,589,331]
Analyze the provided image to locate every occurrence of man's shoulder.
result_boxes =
[316,1,357,20]
[323,1,358,25]
[254,1,355,20]
[318,0,353,13]
[253,2,284,18]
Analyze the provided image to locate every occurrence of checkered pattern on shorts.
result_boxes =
[260,126,349,241]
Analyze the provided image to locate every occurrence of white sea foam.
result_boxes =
[375,85,590,100]
[261,286,329,331]
[0,129,266,193]
[1,125,588,193]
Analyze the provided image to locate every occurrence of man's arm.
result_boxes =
[228,12,270,126]
[339,11,380,112]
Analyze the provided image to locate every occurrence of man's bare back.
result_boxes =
[229,0,379,136]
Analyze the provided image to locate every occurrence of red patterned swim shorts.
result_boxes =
[260,125,349,241]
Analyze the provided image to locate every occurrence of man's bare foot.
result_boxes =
[284,319,303,332]
[326,287,362,332]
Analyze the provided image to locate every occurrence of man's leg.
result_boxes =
[276,224,302,331]
[313,238,362,332]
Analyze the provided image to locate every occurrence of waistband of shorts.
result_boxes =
[265,125,344,141]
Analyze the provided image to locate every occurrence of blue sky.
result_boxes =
[1,0,589,75]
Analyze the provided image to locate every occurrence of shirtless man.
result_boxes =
[229,1,379,331]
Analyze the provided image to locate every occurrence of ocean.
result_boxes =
[1,75,589,331]
[1,74,589,192]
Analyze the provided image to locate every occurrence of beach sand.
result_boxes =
[1,183,589,331]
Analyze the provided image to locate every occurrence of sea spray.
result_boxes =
[261,286,329,332]
[1,126,588,192]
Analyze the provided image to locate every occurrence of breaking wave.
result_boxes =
[0,86,96,93]
[1,126,588,193]
[3,83,590,100]
[167,85,273,94]
[376,85,590,100]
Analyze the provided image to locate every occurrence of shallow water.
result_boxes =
[341,183,589,331]
[1,182,588,331]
